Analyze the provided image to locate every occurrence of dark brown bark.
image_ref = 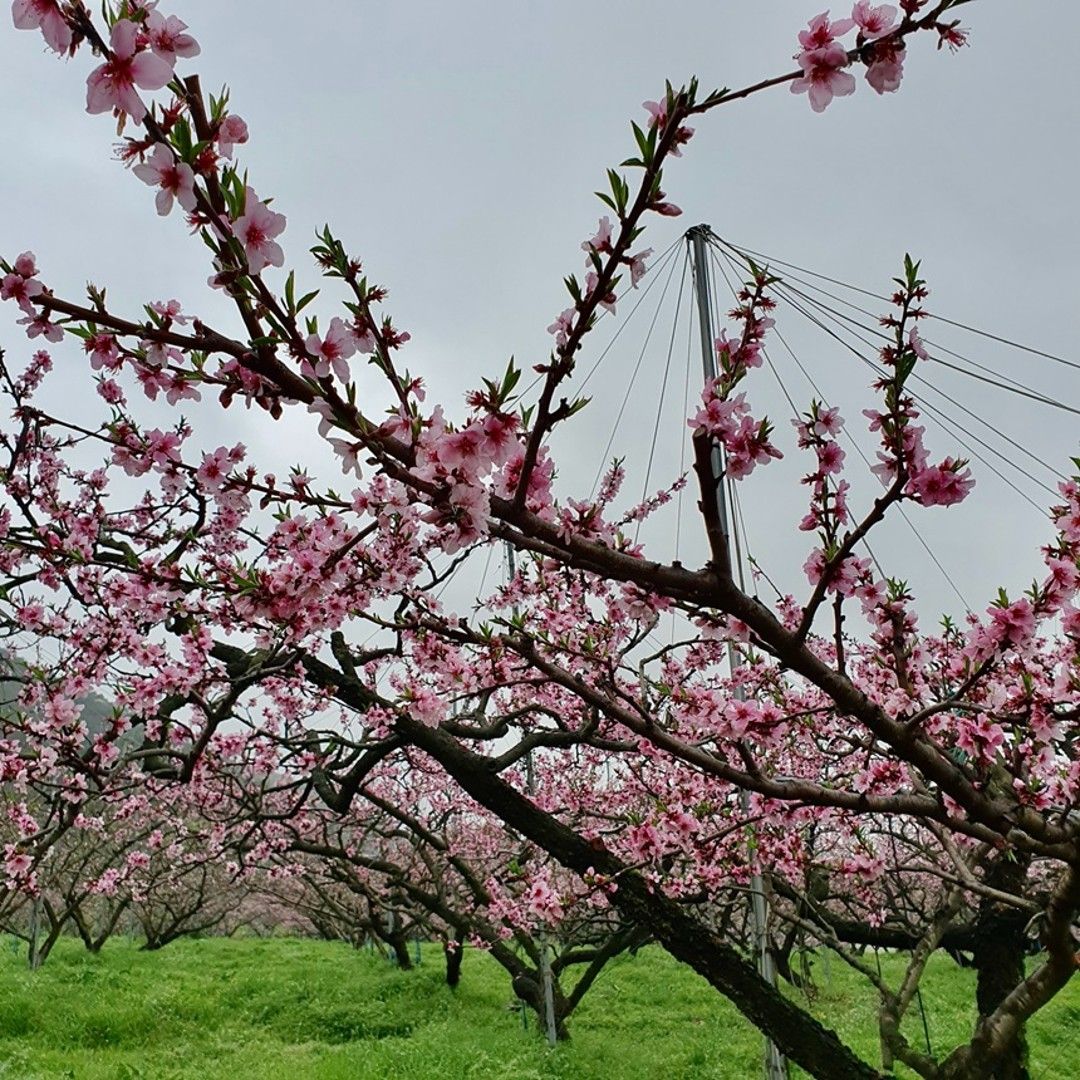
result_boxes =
[25,897,70,969]
[367,906,414,971]
[510,971,571,1041]
[388,932,414,971]
[397,716,881,1080]
[972,856,1032,1080]
[71,897,130,954]
[444,939,464,988]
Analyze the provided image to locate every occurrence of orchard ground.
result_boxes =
[1,938,1078,1079]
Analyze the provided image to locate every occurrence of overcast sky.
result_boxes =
[2,2,1078,624]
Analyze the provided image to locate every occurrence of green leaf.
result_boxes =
[501,359,521,398]
[171,118,193,160]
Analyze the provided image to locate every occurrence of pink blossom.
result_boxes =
[669,124,694,157]
[480,412,520,467]
[816,441,846,475]
[85,20,174,122]
[937,21,969,52]
[1043,557,1080,608]
[216,114,249,159]
[804,548,827,585]
[839,850,884,881]
[17,308,62,342]
[584,271,616,314]
[523,875,563,922]
[582,216,613,255]
[307,397,338,438]
[626,248,653,287]
[792,42,856,112]
[642,98,668,127]
[640,101,694,155]
[328,439,363,478]
[906,458,974,507]
[434,424,485,473]
[11,0,71,54]
[445,478,491,550]
[989,599,1036,648]
[723,698,759,738]
[547,307,575,348]
[92,867,122,897]
[135,365,167,400]
[832,554,869,596]
[97,378,125,405]
[145,427,182,468]
[627,822,664,863]
[857,578,886,614]
[132,144,197,216]
[407,686,445,728]
[652,194,682,217]
[494,446,553,513]
[140,338,181,368]
[956,715,1005,762]
[812,405,844,438]
[233,187,286,273]
[3,844,32,884]
[798,11,856,50]
[305,316,358,381]
[15,602,45,630]
[150,298,189,324]
[13,250,37,278]
[196,447,231,492]
[1,271,42,313]
[689,386,748,441]
[13,348,51,397]
[111,439,148,477]
[145,10,200,64]
[866,40,905,94]
[851,2,897,40]
[618,582,669,621]
[725,415,783,480]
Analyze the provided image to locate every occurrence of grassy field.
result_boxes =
[0,936,1078,1079]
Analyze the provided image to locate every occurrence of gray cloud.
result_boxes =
[2,2,1077,619]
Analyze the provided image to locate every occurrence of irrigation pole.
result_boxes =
[689,224,788,1080]
[506,540,556,1045]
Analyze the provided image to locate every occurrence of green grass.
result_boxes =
[0,936,1077,1078]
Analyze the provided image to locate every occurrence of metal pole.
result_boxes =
[28,894,40,971]
[539,937,558,1047]
[506,542,537,797]
[507,540,556,1044]
[689,225,788,1080]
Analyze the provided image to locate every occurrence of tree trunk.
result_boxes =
[398,717,882,1080]
[444,939,463,988]
[510,971,571,1040]
[972,855,1032,1080]
[389,931,413,971]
